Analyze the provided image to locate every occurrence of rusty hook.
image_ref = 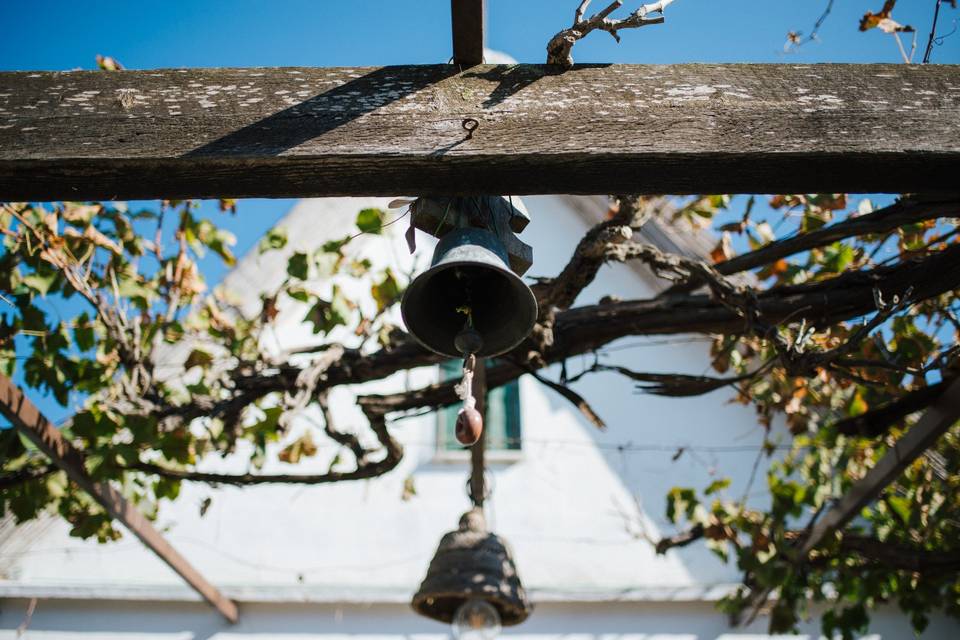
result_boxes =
[462,117,480,140]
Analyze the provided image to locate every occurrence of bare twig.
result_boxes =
[924,0,946,62]
[128,399,402,486]
[547,1,676,67]
[524,366,607,429]
[595,362,773,397]
[785,0,835,51]
[655,523,705,554]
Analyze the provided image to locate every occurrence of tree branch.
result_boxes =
[716,194,960,278]
[832,380,950,438]
[547,1,674,67]
[596,362,772,397]
[0,466,54,489]
[656,526,960,573]
[531,195,663,311]
[127,401,402,486]
[655,523,704,554]
[136,238,960,461]
[558,240,960,355]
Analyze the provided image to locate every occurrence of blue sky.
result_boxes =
[1,1,957,69]
[1,0,957,422]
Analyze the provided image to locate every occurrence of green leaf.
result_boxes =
[207,228,237,266]
[347,258,372,277]
[822,242,855,273]
[154,477,181,501]
[21,272,58,296]
[116,274,155,304]
[886,495,912,526]
[73,313,95,351]
[321,237,350,254]
[258,226,288,253]
[287,252,309,280]
[801,211,829,233]
[846,389,869,417]
[355,208,385,234]
[371,269,401,313]
[666,487,699,523]
[184,349,214,370]
[286,287,311,303]
[278,432,318,464]
[303,287,353,335]
[705,478,731,496]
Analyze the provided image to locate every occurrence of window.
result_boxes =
[437,360,521,452]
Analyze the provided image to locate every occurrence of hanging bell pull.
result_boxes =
[454,354,483,446]
[400,227,538,358]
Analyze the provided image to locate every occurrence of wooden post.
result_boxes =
[451,0,485,66]
[797,377,960,558]
[0,374,239,623]
[469,357,487,508]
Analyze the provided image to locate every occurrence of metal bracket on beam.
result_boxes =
[410,195,533,275]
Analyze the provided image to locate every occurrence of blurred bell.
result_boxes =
[411,508,531,627]
[401,228,538,358]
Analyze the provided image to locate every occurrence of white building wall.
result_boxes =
[1,599,958,639]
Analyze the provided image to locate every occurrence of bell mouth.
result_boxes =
[411,591,530,626]
[401,229,538,358]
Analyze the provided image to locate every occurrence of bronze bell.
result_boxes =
[412,508,532,626]
[401,227,538,358]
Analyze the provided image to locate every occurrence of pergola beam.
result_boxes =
[0,374,239,623]
[797,377,960,558]
[0,63,958,201]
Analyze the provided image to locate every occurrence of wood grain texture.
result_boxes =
[0,374,239,623]
[1,63,958,201]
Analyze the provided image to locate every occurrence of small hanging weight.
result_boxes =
[455,406,483,446]
[453,352,484,446]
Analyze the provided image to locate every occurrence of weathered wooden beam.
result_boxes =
[451,0,485,66]
[0,374,239,623]
[0,63,958,201]
[796,377,960,559]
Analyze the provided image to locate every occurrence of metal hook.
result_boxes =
[462,118,480,140]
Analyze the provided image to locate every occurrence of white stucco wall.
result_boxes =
[1,599,958,639]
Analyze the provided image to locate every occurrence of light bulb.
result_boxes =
[451,598,501,640]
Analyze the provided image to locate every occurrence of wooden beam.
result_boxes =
[0,375,239,623]
[797,377,960,558]
[451,0,485,65]
[0,64,958,201]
